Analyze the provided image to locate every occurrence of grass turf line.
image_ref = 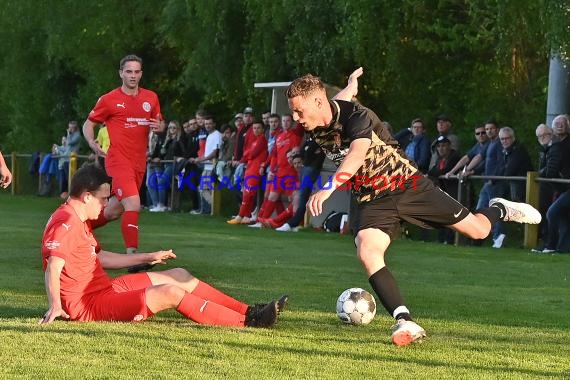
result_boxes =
[0,193,568,379]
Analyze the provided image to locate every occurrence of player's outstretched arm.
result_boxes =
[98,249,176,269]
[39,256,70,324]
[332,67,364,101]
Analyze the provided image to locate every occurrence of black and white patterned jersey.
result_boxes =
[309,100,419,203]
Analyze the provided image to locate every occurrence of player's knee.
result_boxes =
[157,284,186,304]
[355,230,389,262]
[170,267,194,280]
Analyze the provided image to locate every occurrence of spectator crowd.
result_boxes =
[26,107,570,253]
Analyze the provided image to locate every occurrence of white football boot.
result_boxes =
[489,198,541,224]
[391,319,426,346]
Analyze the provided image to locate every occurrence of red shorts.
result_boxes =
[269,173,296,196]
[70,273,154,322]
[106,165,145,201]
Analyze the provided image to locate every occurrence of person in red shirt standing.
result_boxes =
[83,54,164,272]
[250,114,301,227]
[227,122,268,224]
[39,164,286,327]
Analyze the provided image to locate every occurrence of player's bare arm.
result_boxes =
[333,67,364,102]
[39,256,70,325]
[0,152,13,188]
[82,119,107,157]
[98,249,176,270]
[307,138,371,216]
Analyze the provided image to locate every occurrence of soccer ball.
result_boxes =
[336,288,376,325]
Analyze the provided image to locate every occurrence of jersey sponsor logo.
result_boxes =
[142,102,151,112]
[116,102,126,109]
[45,240,61,250]
[325,149,349,162]
[61,223,71,231]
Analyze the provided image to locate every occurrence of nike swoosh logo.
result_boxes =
[127,224,139,230]
[453,210,462,218]
[199,300,209,312]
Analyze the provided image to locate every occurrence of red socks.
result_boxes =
[121,210,139,250]
[239,189,257,218]
[176,292,245,327]
[192,281,248,315]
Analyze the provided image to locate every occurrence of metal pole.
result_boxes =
[546,54,570,126]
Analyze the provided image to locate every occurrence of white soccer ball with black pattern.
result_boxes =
[336,288,376,325]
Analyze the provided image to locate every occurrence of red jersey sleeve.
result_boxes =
[41,214,77,270]
[88,95,111,124]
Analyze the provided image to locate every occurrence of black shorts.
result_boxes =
[352,177,470,239]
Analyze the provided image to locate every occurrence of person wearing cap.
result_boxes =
[430,114,460,169]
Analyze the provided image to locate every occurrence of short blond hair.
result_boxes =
[286,74,326,98]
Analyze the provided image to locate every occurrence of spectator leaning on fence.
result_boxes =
[445,124,489,179]
[539,114,570,254]
[534,123,557,244]
[499,126,533,203]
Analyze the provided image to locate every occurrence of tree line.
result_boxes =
[0,0,568,154]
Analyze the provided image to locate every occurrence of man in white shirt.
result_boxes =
[190,115,222,214]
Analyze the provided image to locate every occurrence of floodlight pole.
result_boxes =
[546,54,570,126]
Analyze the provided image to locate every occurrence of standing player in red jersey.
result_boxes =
[39,164,286,327]
[83,54,163,271]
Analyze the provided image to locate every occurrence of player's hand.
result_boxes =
[149,249,176,265]
[88,139,106,157]
[39,306,70,325]
[444,171,453,179]
[0,168,12,188]
[347,67,364,98]
[307,188,334,217]
[149,118,163,133]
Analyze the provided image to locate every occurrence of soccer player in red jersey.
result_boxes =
[251,114,302,225]
[82,55,163,269]
[39,164,286,327]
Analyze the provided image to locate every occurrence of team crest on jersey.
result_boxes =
[45,240,61,250]
[142,102,151,112]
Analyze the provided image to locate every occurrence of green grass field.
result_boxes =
[0,193,569,379]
